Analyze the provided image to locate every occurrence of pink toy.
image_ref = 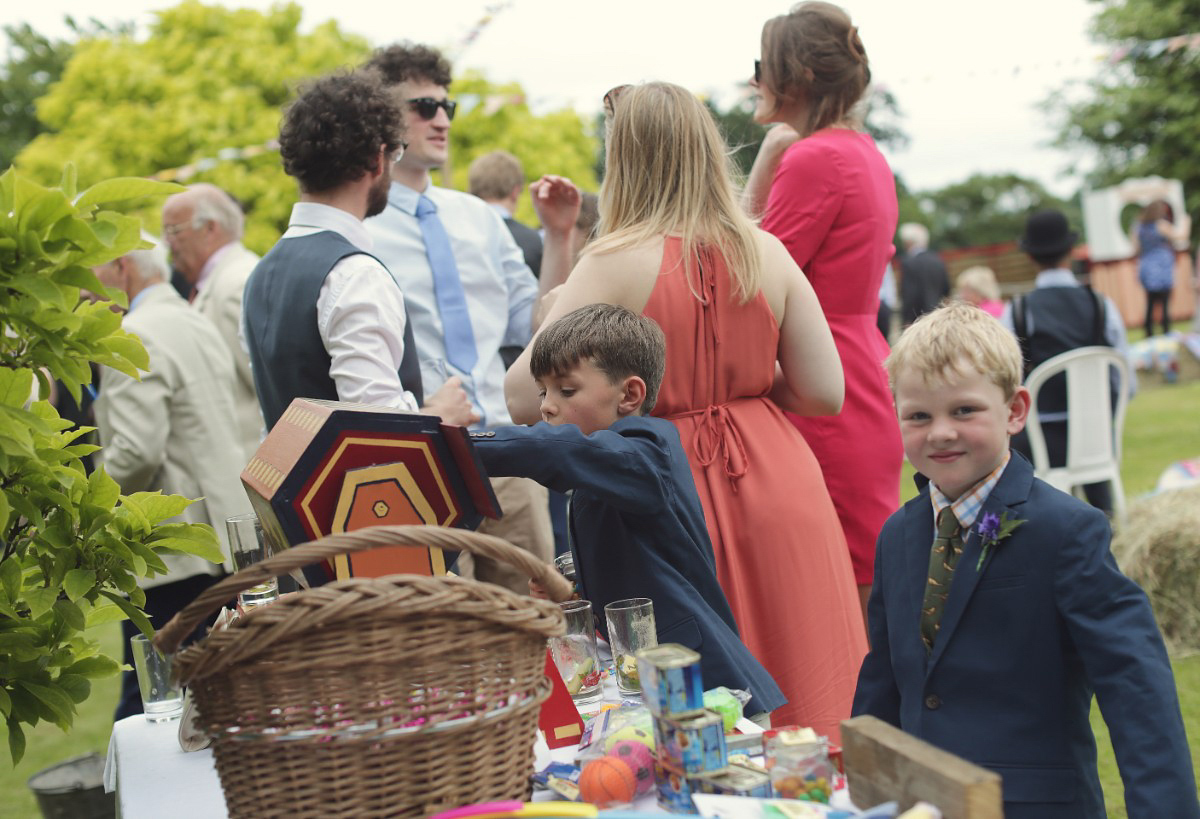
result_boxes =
[608,739,656,795]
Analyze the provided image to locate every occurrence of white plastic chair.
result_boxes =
[1023,346,1130,527]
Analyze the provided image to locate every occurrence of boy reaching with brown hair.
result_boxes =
[471,304,784,719]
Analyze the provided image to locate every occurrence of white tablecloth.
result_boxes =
[105,716,227,818]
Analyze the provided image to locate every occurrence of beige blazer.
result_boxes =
[95,284,253,588]
[191,242,262,461]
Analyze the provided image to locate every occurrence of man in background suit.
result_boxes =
[93,235,252,719]
[468,150,543,279]
[162,184,262,460]
[468,150,545,372]
[1001,209,1133,516]
[897,221,949,327]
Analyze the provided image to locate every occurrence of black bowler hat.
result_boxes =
[1019,209,1078,258]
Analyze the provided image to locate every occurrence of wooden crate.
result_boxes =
[841,715,1002,819]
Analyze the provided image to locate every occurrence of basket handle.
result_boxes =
[154,524,573,654]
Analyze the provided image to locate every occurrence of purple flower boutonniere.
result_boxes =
[974,511,1025,570]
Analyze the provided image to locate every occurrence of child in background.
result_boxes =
[953,265,1004,318]
[471,304,784,719]
[853,301,1198,817]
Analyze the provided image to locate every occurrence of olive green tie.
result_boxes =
[921,507,964,653]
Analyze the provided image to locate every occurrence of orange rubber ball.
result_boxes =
[578,755,637,806]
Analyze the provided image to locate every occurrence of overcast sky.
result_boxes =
[8,0,1110,197]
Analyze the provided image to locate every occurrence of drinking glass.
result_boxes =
[130,634,183,722]
[604,598,657,694]
[225,513,279,608]
[548,600,602,704]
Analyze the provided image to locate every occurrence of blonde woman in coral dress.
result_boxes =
[505,82,867,738]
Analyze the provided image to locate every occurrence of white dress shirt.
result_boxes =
[365,182,538,427]
[278,202,418,412]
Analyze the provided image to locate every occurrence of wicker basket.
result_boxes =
[155,525,572,818]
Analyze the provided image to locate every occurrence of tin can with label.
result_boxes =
[654,759,699,814]
[653,709,727,775]
[636,643,704,718]
[693,762,775,798]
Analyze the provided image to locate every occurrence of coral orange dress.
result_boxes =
[644,237,868,738]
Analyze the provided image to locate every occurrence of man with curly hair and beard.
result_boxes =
[243,70,474,433]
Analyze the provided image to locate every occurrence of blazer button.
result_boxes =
[924,694,942,710]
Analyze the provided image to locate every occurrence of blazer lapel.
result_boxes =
[902,490,936,662]
[927,455,1035,673]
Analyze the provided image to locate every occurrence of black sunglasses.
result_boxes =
[406,97,457,121]
[754,59,762,84]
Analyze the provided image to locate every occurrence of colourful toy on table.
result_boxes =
[702,686,745,732]
[428,801,662,819]
[636,643,705,719]
[653,709,727,775]
[578,756,638,806]
[693,762,774,797]
[532,762,584,801]
[763,726,837,803]
[539,649,586,749]
[637,643,761,813]
[609,739,656,795]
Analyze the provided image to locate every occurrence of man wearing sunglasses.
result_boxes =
[364,43,580,594]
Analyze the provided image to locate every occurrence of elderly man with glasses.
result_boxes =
[363,43,580,593]
[161,184,263,461]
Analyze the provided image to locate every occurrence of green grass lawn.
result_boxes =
[2,623,122,818]
[3,346,1199,817]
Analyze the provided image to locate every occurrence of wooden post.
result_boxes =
[841,716,1003,819]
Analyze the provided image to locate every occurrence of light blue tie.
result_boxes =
[416,194,478,373]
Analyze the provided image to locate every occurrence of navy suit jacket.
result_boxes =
[853,453,1198,818]
[473,416,785,716]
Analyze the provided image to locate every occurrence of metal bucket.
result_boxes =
[27,752,115,819]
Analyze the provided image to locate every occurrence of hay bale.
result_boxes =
[1112,485,1200,653]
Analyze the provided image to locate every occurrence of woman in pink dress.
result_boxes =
[506,82,868,737]
[744,2,904,622]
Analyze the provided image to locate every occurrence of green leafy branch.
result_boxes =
[0,167,223,764]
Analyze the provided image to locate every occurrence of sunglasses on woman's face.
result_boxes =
[754,59,762,84]
[406,97,457,121]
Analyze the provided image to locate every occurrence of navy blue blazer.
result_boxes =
[473,416,786,716]
[853,453,1198,818]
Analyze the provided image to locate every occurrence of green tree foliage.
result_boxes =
[707,98,768,180]
[0,19,133,172]
[1053,0,1200,215]
[444,71,599,223]
[914,172,1080,250]
[0,24,74,172]
[893,174,926,238]
[0,167,223,764]
[863,87,910,153]
[15,2,371,253]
